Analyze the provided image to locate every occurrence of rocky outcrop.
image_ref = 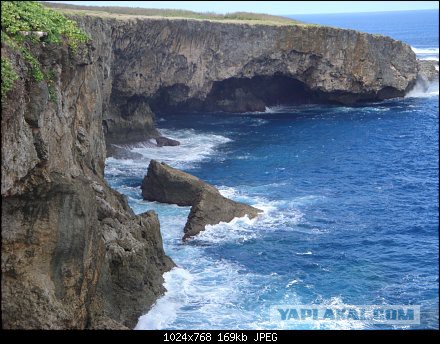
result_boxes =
[141,160,261,240]
[183,190,261,241]
[417,60,439,82]
[67,13,419,144]
[1,38,174,328]
[141,160,218,206]
[156,136,180,147]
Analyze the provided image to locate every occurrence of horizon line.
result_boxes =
[42,2,439,16]
[289,8,438,15]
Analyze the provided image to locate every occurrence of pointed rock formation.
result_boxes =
[141,160,262,240]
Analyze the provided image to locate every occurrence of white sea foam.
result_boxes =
[218,186,330,236]
[419,56,439,61]
[135,267,193,330]
[133,186,343,329]
[411,46,439,64]
[133,186,267,329]
[411,47,439,55]
[286,279,301,288]
[305,296,369,329]
[405,79,439,98]
[217,185,240,199]
[105,128,232,177]
[264,106,279,113]
[198,185,327,241]
[122,135,335,330]
[135,259,263,329]
[296,251,313,255]
[191,215,258,244]
[264,105,300,114]
[134,185,321,329]
[133,128,232,168]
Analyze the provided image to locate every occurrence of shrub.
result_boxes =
[1,1,89,51]
[1,1,89,100]
[1,57,18,100]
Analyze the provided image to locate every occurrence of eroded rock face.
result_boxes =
[1,40,174,329]
[417,60,439,82]
[71,15,419,143]
[141,160,261,240]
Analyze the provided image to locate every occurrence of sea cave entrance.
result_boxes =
[149,74,329,114]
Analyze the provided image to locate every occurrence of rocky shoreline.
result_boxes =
[1,6,438,329]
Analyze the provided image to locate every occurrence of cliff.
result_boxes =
[1,36,174,329]
[65,12,421,145]
[1,5,433,330]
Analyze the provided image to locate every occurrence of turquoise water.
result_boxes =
[105,10,439,329]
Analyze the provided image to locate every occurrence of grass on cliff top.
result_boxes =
[43,2,304,26]
[1,1,89,100]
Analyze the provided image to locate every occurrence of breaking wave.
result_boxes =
[411,46,439,61]
[105,128,232,177]
[405,79,439,98]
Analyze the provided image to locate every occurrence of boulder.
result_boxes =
[141,160,262,239]
[156,136,181,147]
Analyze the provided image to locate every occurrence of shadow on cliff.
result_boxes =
[147,74,408,116]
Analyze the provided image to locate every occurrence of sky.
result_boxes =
[47,1,439,15]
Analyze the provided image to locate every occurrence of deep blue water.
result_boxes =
[105,10,439,330]
[294,10,439,54]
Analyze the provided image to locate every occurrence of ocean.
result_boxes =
[104,10,439,330]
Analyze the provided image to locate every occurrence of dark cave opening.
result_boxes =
[205,74,323,112]
[149,75,331,114]
[119,75,406,120]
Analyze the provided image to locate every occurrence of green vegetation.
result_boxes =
[2,1,89,50]
[1,57,18,100]
[19,47,44,81]
[44,2,302,26]
[1,1,89,101]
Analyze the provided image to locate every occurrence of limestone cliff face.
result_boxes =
[1,39,174,329]
[71,15,419,145]
[0,13,429,329]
